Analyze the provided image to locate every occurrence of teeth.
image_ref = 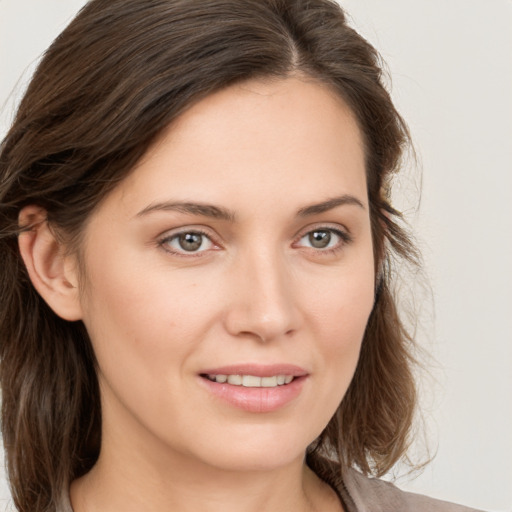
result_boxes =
[207,374,295,387]
[242,375,261,387]
[261,376,278,387]
[227,374,243,385]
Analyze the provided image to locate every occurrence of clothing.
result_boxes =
[338,468,484,512]
[309,456,484,512]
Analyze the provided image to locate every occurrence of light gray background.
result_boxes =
[1,1,511,511]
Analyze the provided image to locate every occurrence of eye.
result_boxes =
[296,228,350,251]
[160,230,215,254]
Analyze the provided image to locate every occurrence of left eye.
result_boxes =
[163,231,214,253]
[297,229,345,250]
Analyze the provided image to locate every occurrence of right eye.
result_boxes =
[159,230,215,255]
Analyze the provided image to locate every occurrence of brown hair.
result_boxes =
[0,0,418,510]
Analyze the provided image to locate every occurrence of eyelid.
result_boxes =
[293,222,352,242]
[157,226,222,256]
[292,223,353,252]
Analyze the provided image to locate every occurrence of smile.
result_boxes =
[204,374,295,387]
[198,365,308,412]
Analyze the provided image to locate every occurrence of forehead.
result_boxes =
[97,77,368,219]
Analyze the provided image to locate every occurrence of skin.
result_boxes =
[19,76,375,512]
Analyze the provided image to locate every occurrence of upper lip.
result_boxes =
[199,364,308,378]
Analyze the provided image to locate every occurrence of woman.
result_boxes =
[0,1,482,511]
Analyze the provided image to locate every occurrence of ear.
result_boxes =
[18,205,83,321]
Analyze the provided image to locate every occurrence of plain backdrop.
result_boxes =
[1,1,511,511]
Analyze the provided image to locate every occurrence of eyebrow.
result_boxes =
[135,194,365,221]
[136,201,236,222]
[297,194,365,216]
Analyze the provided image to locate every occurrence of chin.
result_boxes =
[180,425,317,473]
[202,448,305,474]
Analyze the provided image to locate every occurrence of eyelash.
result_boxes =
[294,227,353,255]
[157,226,353,257]
[158,228,217,257]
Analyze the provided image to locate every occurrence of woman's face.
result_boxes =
[76,77,375,472]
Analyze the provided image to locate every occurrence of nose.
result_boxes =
[223,248,302,343]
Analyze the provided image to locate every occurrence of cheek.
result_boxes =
[77,262,211,438]
[79,251,222,383]
[320,286,373,369]
[78,250,172,384]
[305,258,375,390]
[304,254,375,341]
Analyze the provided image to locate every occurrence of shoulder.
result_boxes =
[340,468,485,512]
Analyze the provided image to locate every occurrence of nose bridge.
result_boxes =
[225,243,299,342]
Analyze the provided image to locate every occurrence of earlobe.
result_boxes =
[18,206,83,321]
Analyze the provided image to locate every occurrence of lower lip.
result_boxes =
[199,376,307,413]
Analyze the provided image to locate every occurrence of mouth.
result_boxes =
[201,373,296,387]
[198,365,308,413]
